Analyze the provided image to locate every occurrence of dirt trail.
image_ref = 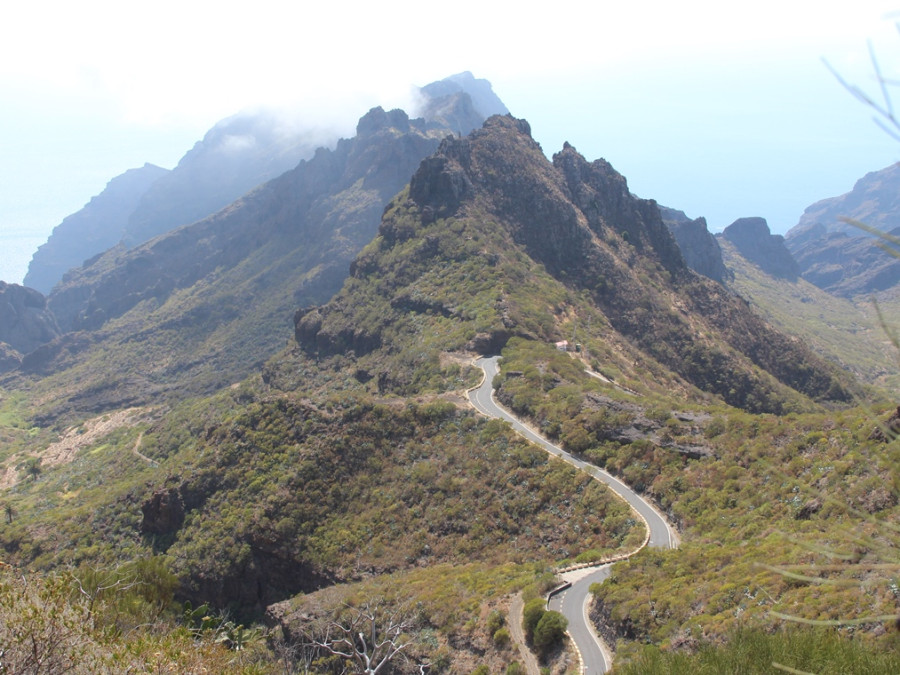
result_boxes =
[0,407,147,489]
[509,594,541,675]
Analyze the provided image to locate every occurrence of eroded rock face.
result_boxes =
[784,163,900,297]
[0,282,60,358]
[660,207,730,283]
[140,487,185,536]
[721,217,799,280]
[0,343,22,374]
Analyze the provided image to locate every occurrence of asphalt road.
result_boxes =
[468,355,676,674]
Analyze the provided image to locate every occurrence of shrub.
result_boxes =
[487,608,505,633]
[493,627,511,647]
[522,597,546,642]
[533,610,568,654]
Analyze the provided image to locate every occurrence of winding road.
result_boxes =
[468,356,677,674]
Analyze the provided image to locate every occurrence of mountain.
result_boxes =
[419,70,510,119]
[23,112,331,297]
[292,116,851,413]
[1,110,894,673]
[785,162,900,296]
[23,163,169,295]
[791,162,900,237]
[8,93,491,421]
[121,110,333,248]
[719,217,798,281]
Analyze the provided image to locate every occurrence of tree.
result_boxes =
[532,611,568,654]
[308,602,429,675]
[521,597,546,643]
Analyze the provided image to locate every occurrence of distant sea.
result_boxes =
[0,233,45,286]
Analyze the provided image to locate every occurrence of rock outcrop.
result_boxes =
[720,217,799,280]
[660,207,730,283]
[0,282,60,372]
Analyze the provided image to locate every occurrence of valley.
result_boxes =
[0,76,898,673]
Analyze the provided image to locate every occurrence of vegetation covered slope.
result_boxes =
[720,236,900,395]
[1,113,895,673]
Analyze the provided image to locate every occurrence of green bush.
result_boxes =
[493,627,511,648]
[487,608,505,633]
[533,610,568,654]
[522,597,546,642]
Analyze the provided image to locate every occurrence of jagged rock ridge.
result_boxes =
[295,115,851,413]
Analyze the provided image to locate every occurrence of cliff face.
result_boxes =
[23,164,169,295]
[792,162,900,237]
[295,115,851,413]
[787,225,900,297]
[720,217,799,280]
[0,282,60,372]
[660,207,730,283]
[785,162,900,297]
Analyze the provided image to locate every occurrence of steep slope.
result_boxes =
[786,162,900,297]
[719,237,900,394]
[23,163,169,294]
[293,116,852,413]
[120,110,330,248]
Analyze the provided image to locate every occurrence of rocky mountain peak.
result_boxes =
[721,217,799,280]
[356,107,412,137]
[419,71,510,119]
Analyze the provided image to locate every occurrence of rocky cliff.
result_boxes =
[23,163,169,294]
[785,162,900,296]
[720,217,799,280]
[0,282,60,372]
[660,207,730,283]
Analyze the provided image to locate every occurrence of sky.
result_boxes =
[2,0,900,285]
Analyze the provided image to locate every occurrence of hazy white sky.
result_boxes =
[2,0,900,284]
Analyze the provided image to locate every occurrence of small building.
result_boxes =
[554,340,570,352]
